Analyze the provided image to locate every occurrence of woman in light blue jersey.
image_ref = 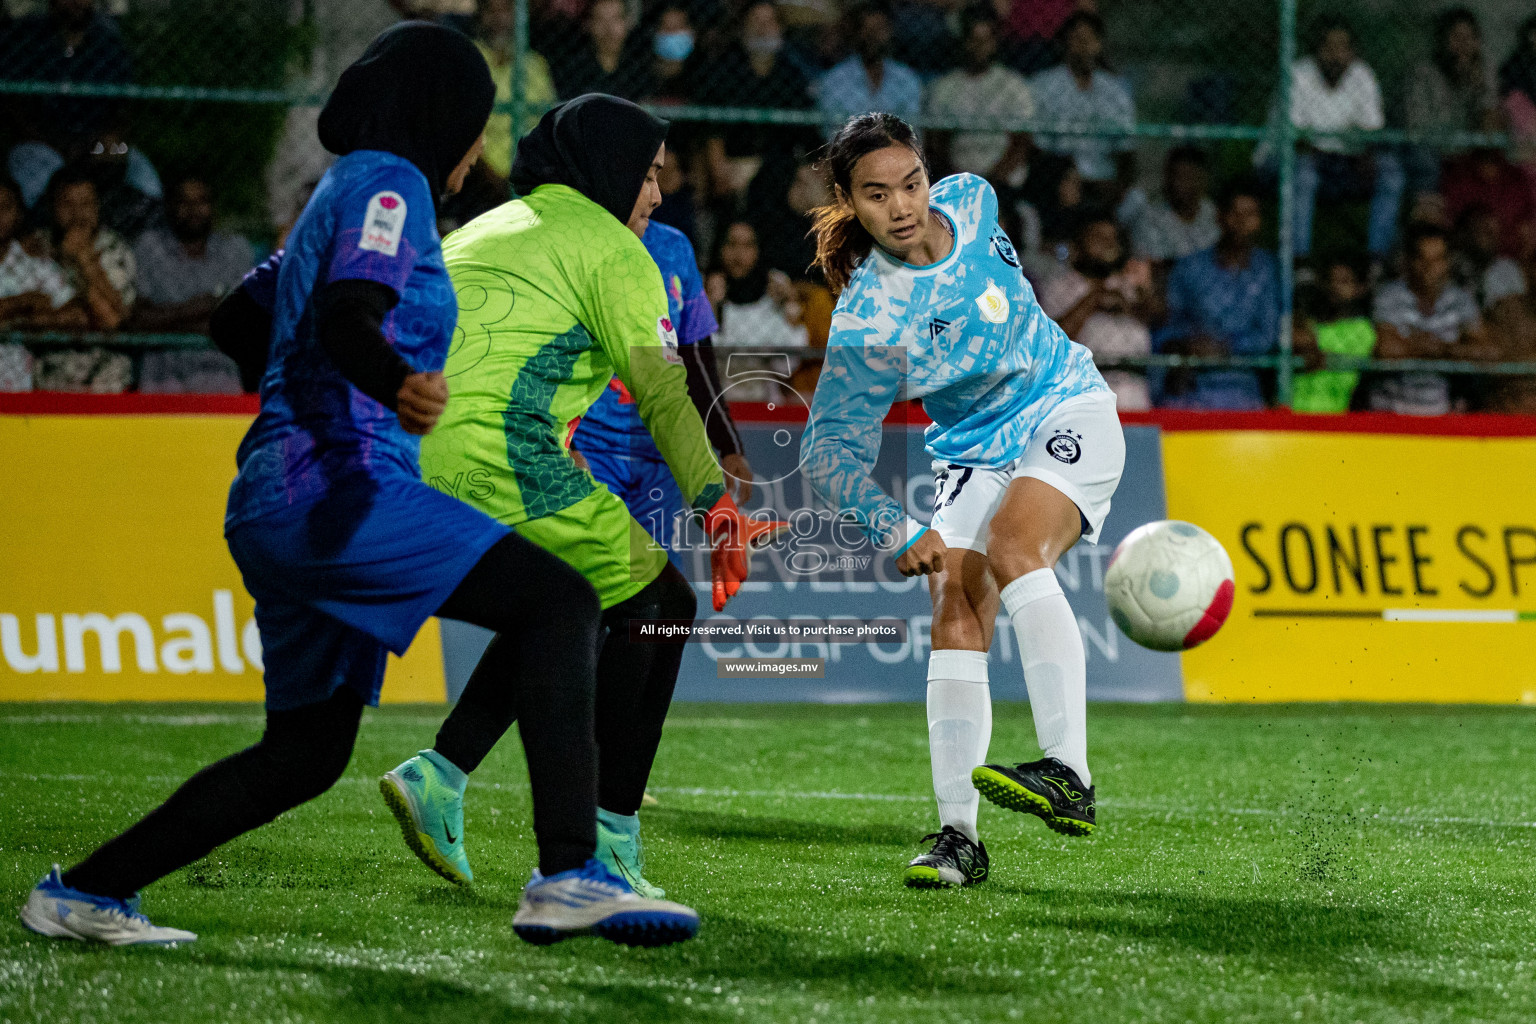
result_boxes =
[801,113,1126,888]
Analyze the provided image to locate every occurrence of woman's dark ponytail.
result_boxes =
[810,112,927,293]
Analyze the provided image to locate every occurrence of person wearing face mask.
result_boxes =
[1037,214,1152,410]
[649,4,697,103]
[695,1,814,202]
[408,93,783,909]
[817,3,923,132]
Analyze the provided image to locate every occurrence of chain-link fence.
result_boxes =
[2,0,1535,410]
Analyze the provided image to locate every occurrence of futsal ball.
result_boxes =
[1104,521,1235,651]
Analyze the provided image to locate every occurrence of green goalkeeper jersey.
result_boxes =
[421,184,725,526]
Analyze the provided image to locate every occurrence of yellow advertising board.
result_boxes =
[1163,430,1536,703]
[0,415,445,702]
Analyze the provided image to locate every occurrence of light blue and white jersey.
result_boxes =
[801,173,1108,548]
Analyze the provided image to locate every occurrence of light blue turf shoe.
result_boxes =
[512,858,698,948]
[20,866,196,946]
[380,750,473,885]
[596,809,666,899]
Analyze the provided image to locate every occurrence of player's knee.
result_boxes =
[987,547,1053,588]
[255,692,362,805]
[930,573,986,648]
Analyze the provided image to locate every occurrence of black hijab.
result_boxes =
[510,93,669,226]
[318,23,494,205]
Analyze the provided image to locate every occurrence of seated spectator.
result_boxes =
[0,176,88,390]
[1028,11,1135,209]
[1129,145,1219,268]
[817,3,923,130]
[552,0,652,101]
[1484,244,1536,413]
[1440,149,1535,260]
[707,220,809,350]
[1,0,132,207]
[41,164,132,332]
[695,2,814,204]
[130,175,254,334]
[1280,16,1404,262]
[1016,151,1086,283]
[473,0,556,182]
[1291,256,1376,413]
[1370,223,1500,415]
[1155,179,1279,410]
[1482,250,1527,316]
[31,164,134,392]
[76,127,165,241]
[997,0,1093,76]
[925,7,1034,189]
[1498,15,1536,137]
[1408,9,1498,133]
[9,126,163,238]
[889,0,956,78]
[746,159,836,349]
[1038,213,1152,410]
[1448,204,1504,308]
[527,0,584,57]
[1405,8,1500,199]
[752,158,830,281]
[648,4,697,104]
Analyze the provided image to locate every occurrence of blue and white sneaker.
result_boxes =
[512,858,698,948]
[19,866,196,946]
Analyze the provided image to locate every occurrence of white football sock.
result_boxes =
[1000,568,1090,787]
[926,649,992,843]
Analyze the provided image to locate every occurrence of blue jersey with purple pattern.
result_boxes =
[572,221,717,460]
[225,151,455,531]
[801,173,1109,546]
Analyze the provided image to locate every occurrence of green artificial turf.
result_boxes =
[3,701,1536,1023]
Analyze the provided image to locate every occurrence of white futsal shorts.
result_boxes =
[928,392,1125,554]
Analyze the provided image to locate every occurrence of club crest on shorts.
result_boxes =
[359,191,406,256]
[975,282,1009,324]
[1046,429,1083,464]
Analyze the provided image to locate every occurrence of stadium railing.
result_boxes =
[0,0,1530,406]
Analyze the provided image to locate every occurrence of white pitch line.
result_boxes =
[1383,609,1518,623]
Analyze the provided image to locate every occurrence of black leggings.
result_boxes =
[434,561,696,817]
[64,533,601,898]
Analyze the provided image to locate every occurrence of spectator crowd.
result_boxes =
[3,0,1536,413]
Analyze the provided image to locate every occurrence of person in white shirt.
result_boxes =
[1028,11,1135,208]
[1286,15,1405,259]
[0,176,88,391]
[1128,145,1220,267]
[925,9,1034,190]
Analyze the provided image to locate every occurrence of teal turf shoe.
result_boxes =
[596,812,666,899]
[380,751,472,885]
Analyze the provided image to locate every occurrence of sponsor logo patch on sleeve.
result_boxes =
[657,315,682,364]
[358,191,407,256]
